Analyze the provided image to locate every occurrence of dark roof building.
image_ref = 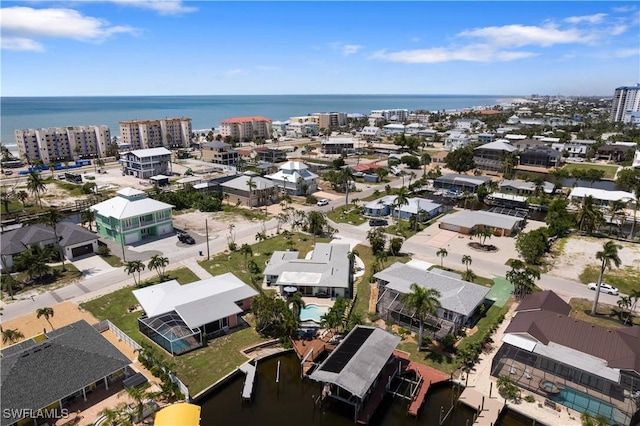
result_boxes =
[1,320,131,426]
[514,290,571,316]
[518,146,562,168]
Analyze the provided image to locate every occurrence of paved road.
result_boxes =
[0,175,624,321]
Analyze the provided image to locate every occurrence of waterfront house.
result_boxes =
[374,262,490,336]
[121,147,172,179]
[596,144,634,163]
[569,187,636,210]
[492,291,640,425]
[433,173,492,194]
[133,273,258,355]
[0,222,99,271]
[518,146,562,168]
[91,187,174,245]
[498,179,554,196]
[438,209,525,237]
[264,243,352,299]
[363,196,444,221]
[220,173,277,208]
[473,140,518,173]
[265,161,318,195]
[1,320,131,426]
[201,141,239,166]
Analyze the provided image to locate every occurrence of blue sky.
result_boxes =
[1,1,638,96]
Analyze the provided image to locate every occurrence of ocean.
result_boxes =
[1,94,512,149]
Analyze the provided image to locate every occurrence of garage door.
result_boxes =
[439,223,460,233]
[71,244,93,258]
[157,224,172,235]
[125,233,138,244]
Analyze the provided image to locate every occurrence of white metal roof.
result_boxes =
[569,187,635,203]
[132,273,258,329]
[90,191,173,220]
[439,210,524,230]
[474,140,518,152]
[124,147,172,158]
[221,175,274,191]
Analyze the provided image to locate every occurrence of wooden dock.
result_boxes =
[459,387,503,426]
[405,360,450,416]
[291,331,336,376]
[239,361,256,401]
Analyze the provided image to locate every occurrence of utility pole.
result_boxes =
[205,219,210,260]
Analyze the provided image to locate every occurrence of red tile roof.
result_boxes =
[220,116,271,124]
[351,164,384,172]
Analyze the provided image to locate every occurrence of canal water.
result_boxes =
[198,353,536,426]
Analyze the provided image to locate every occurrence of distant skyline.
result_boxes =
[1,1,639,97]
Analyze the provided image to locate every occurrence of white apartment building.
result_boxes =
[119,117,192,150]
[15,125,112,164]
[121,147,172,179]
[310,112,347,129]
[371,109,409,122]
[444,131,471,151]
[611,84,640,122]
[286,122,319,137]
[454,118,485,131]
[219,116,272,142]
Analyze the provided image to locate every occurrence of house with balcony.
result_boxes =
[454,118,484,131]
[201,141,239,166]
[360,126,381,141]
[363,195,444,221]
[121,147,172,179]
[265,161,318,195]
[374,262,489,337]
[220,173,277,208]
[551,139,596,159]
[473,140,518,173]
[518,146,562,168]
[321,137,354,155]
[434,173,492,194]
[443,131,471,151]
[91,188,174,245]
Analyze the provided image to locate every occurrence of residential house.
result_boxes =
[0,222,99,271]
[201,141,239,166]
[1,320,131,426]
[503,134,528,144]
[596,144,634,162]
[454,118,484,131]
[253,147,287,163]
[382,124,406,136]
[498,179,554,196]
[551,140,596,159]
[220,173,277,208]
[375,262,490,335]
[363,195,444,221]
[121,147,172,179]
[477,133,495,143]
[438,210,525,236]
[443,131,471,151]
[219,116,272,142]
[569,187,636,210]
[265,161,318,195]
[405,123,427,135]
[271,120,289,138]
[120,117,192,149]
[133,273,258,355]
[321,137,354,155]
[360,126,381,140]
[286,122,319,137]
[492,290,639,425]
[264,243,352,299]
[473,140,518,172]
[434,173,492,194]
[512,138,546,152]
[91,187,174,245]
[518,146,562,168]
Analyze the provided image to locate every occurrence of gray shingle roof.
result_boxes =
[220,175,274,192]
[374,263,490,317]
[1,320,131,425]
[439,210,524,230]
[309,326,400,399]
[0,222,97,256]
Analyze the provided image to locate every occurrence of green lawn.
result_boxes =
[326,205,367,225]
[579,264,639,296]
[80,266,268,395]
[137,267,201,287]
[563,163,619,179]
[569,298,639,328]
[0,200,23,214]
[429,265,494,287]
[100,254,123,267]
[383,219,425,239]
[199,232,331,286]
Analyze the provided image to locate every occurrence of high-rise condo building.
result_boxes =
[219,116,272,142]
[310,112,348,130]
[119,117,192,150]
[611,84,640,122]
[15,125,112,164]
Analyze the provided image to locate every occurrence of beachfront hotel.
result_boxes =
[119,117,192,150]
[219,116,272,142]
[15,125,112,164]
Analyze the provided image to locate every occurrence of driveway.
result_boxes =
[71,254,115,278]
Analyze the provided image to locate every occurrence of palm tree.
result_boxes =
[121,385,159,423]
[408,171,416,187]
[506,260,541,300]
[42,207,66,271]
[16,190,28,209]
[0,189,13,213]
[342,167,355,208]
[591,240,622,315]
[124,260,145,287]
[26,171,46,208]
[401,283,441,351]
[49,163,56,179]
[618,296,633,325]
[2,328,24,344]
[347,249,359,274]
[462,269,477,283]
[421,153,431,177]
[375,250,388,269]
[394,186,411,232]
[81,208,95,231]
[286,291,306,323]
[246,177,257,208]
[239,244,253,270]
[148,255,169,281]
[436,247,448,268]
[607,200,626,236]
[577,195,603,234]
[307,211,326,245]
[36,307,55,331]
[462,255,472,272]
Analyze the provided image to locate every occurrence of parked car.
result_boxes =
[587,282,619,295]
[317,199,329,206]
[177,232,195,245]
[369,218,388,226]
[3,170,13,176]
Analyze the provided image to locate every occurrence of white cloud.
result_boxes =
[109,0,197,15]
[0,6,137,51]
[1,37,43,52]
[342,44,362,56]
[612,47,640,58]
[218,69,247,78]
[564,13,607,24]
[612,6,637,13]
[459,24,584,48]
[256,65,280,71]
[370,45,536,64]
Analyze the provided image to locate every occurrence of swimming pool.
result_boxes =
[549,385,616,423]
[299,304,330,323]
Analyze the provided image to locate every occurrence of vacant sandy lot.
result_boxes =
[547,236,640,281]
[172,210,256,236]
